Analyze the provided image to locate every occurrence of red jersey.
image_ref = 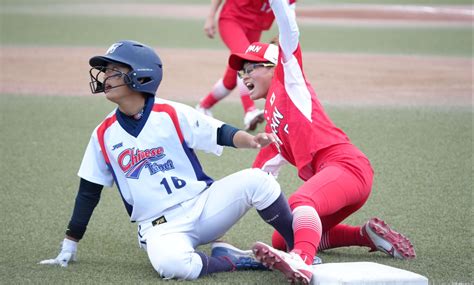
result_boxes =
[220,0,294,31]
[253,45,351,180]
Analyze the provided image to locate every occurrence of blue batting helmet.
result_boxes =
[89,40,163,96]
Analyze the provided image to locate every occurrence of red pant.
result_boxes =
[288,144,374,233]
[218,19,262,89]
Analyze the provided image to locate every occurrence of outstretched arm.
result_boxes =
[39,179,103,267]
[271,0,299,62]
[217,124,279,149]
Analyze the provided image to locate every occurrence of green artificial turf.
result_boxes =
[1,13,472,57]
[0,95,471,283]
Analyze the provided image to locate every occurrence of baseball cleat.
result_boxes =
[244,109,265,131]
[252,241,313,284]
[211,242,268,270]
[362,217,416,260]
[195,104,213,117]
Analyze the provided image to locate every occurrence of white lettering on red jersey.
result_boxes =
[253,0,350,181]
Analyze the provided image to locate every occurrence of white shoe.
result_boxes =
[244,109,264,131]
[362,217,416,260]
[252,241,313,284]
[195,104,213,117]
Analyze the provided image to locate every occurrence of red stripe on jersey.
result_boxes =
[97,115,117,164]
[152,104,184,143]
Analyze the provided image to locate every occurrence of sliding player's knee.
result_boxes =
[244,168,281,210]
[147,241,201,280]
[288,192,316,211]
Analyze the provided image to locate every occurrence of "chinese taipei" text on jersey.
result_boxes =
[78,98,224,223]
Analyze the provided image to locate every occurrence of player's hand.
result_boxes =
[204,16,216,38]
[39,238,78,267]
[252,132,280,148]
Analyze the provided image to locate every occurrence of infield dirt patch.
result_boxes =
[1,4,472,107]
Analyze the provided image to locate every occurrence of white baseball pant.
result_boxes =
[137,168,281,280]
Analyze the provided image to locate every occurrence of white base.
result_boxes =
[310,262,428,285]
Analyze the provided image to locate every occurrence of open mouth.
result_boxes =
[245,82,255,91]
[104,84,112,93]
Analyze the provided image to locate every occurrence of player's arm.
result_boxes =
[217,124,278,149]
[271,0,299,62]
[39,178,103,267]
[66,178,103,241]
[204,0,223,38]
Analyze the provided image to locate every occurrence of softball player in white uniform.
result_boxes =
[39,40,295,280]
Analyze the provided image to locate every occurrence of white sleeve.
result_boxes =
[173,102,225,156]
[77,131,114,187]
[271,0,299,62]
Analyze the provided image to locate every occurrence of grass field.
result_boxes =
[0,0,473,284]
[0,96,472,283]
[1,14,472,57]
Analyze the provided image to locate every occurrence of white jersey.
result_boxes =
[78,98,224,223]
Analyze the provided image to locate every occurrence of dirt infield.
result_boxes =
[1,4,472,106]
[2,46,471,106]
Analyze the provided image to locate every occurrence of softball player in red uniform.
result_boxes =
[196,0,295,131]
[229,0,416,283]
[39,40,297,280]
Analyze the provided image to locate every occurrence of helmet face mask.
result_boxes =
[89,66,132,94]
[89,40,163,96]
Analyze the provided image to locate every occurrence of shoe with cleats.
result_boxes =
[252,241,313,284]
[211,242,267,270]
[362,217,416,260]
[244,109,265,131]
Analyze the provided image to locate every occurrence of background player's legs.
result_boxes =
[198,20,247,110]
[198,20,264,130]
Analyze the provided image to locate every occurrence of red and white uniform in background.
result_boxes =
[220,0,282,32]
[218,0,296,64]
[254,0,374,260]
[201,0,296,115]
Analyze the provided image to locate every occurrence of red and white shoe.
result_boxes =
[362,217,416,260]
[244,109,265,131]
[195,104,213,117]
[252,241,313,284]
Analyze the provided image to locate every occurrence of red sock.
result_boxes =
[237,77,255,113]
[292,206,322,265]
[240,95,255,113]
[201,78,233,108]
[200,93,219,109]
[319,224,370,250]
